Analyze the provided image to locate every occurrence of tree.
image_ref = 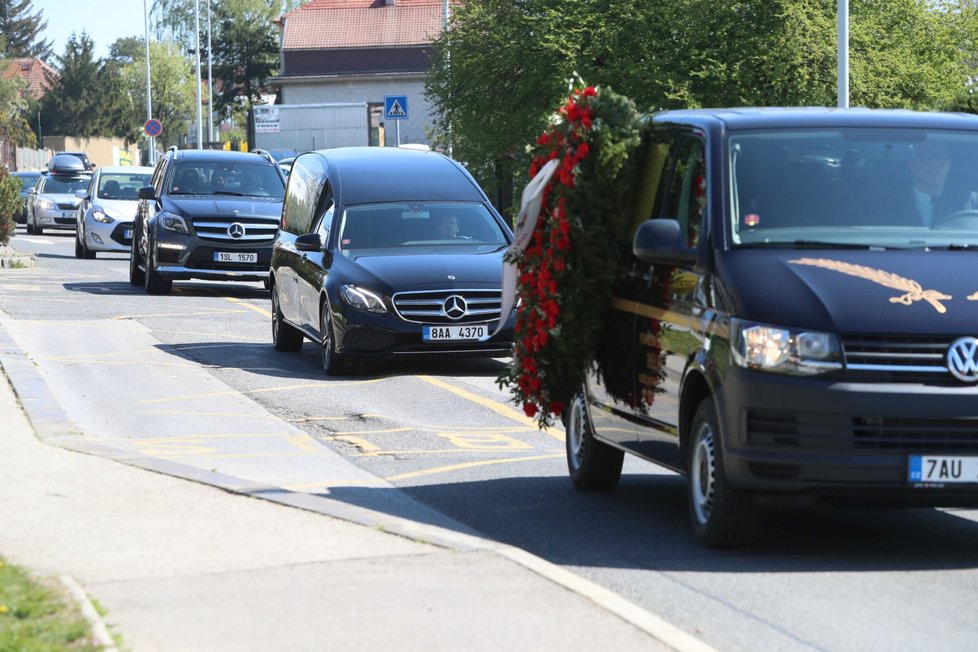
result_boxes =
[0,0,52,60]
[38,33,103,138]
[426,0,972,218]
[0,57,37,148]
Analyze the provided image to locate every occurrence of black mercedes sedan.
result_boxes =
[269,147,515,374]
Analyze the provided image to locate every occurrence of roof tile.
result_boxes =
[282,1,445,50]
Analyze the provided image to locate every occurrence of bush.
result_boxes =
[0,168,19,247]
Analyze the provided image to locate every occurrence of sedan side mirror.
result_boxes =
[294,233,323,252]
[138,186,156,200]
[633,218,695,265]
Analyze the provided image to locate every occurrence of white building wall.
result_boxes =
[281,77,435,147]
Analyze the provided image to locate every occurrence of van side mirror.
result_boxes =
[633,219,694,265]
[138,186,156,200]
[294,232,323,252]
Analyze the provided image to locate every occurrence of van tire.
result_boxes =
[687,399,760,548]
[564,392,624,490]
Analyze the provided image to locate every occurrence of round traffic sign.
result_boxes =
[144,118,163,138]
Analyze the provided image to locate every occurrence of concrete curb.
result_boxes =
[0,243,37,268]
[0,322,716,652]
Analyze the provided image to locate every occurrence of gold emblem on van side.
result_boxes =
[968,292,978,301]
[789,258,952,314]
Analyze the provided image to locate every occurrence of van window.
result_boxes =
[282,154,329,235]
[660,135,706,247]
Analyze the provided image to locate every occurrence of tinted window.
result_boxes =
[282,153,329,235]
[730,128,978,248]
[168,161,284,198]
[660,135,706,247]
[18,174,40,191]
[337,202,507,255]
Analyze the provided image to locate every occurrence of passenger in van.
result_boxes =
[899,141,978,226]
[436,214,464,239]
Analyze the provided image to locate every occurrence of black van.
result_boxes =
[567,108,978,548]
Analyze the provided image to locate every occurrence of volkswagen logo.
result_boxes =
[443,295,467,320]
[227,222,246,239]
[947,337,978,382]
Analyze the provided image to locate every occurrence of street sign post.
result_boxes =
[384,95,408,146]
[144,118,163,138]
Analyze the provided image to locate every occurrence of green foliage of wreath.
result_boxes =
[498,78,648,427]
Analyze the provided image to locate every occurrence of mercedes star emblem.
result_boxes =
[227,222,246,239]
[443,295,467,320]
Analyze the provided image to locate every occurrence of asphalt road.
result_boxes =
[4,227,978,652]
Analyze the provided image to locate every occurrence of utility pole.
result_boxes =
[144,0,155,164]
[838,0,849,108]
[194,0,204,149]
[207,0,214,145]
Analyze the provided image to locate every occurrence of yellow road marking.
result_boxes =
[357,448,542,456]
[384,453,564,481]
[286,433,322,454]
[128,432,296,443]
[147,410,278,419]
[329,427,413,436]
[332,436,381,452]
[113,309,247,319]
[137,377,388,404]
[227,296,272,318]
[149,329,254,340]
[416,375,562,441]
[435,431,532,450]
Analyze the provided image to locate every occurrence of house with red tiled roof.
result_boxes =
[1,58,56,100]
[268,0,448,147]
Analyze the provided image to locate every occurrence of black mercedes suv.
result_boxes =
[130,147,285,294]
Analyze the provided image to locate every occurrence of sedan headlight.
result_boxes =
[731,319,843,376]
[159,212,189,234]
[35,197,56,211]
[340,285,387,313]
[91,206,115,223]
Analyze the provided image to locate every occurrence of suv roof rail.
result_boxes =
[250,148,275,164]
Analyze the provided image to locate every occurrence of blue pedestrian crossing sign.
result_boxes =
[384,95,408,120]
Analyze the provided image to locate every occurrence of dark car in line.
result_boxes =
[566,107,978,548]
[131,147,286,294]
[269,147,515,374]
[12,170,41,224]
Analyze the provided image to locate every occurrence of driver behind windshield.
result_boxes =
[899,141,978,227]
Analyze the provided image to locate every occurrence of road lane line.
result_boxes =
[227,296,272,318]
[383,452,564,481]
[137,378,388,404]
[416,374,563,442]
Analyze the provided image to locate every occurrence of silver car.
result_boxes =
[74,166,154,258]
[26,155,92,235]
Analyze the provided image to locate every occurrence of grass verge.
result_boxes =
[0,557,105,650]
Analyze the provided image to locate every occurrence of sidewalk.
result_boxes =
[0,330,706,650]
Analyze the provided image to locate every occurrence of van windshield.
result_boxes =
[730,129,978,249]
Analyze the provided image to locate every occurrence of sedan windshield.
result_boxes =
[38,176,90,194]
[730,128,978,249]
[338,202,508,255]
[98,172,152,200]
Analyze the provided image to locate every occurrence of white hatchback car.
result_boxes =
[75,166,154,258]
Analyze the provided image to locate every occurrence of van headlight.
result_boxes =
[340,285,387,313]
[731,319,843,375]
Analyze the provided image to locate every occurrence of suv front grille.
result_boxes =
[392,289,502,324]
[842,335,951,382]
[191,215,279,242]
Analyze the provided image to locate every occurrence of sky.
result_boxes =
[33,0,152,60]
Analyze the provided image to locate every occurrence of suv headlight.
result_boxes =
[731,319,843,376]
[91,206,114,223]
[340,285,387,313]
[36,197,56,211]
[159,212,189,234]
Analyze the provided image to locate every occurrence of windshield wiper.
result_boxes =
[212,190,247,196]
[740,240,878,250]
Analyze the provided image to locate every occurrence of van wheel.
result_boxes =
[271,286,303,352]
[564,392,624,490]
[129,238,145,286]
[320,302,349,375]
[687,399,760,548]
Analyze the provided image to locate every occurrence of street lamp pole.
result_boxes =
[144,0,155,164]
[207,0,214,145]
[838,0,849,109]
[193,0,203,149]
